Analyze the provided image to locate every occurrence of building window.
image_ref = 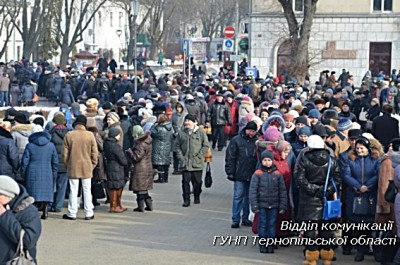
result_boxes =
[119,12,123,27]
[373,0,392,11]
[290,0,303,12]
[110,12,113,27]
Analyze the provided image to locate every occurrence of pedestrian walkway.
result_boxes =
[39,149,378,265]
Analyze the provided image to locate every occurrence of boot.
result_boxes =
[266,245,274,254]
[320,249,334,265]
[164,170,168,183]
[182,198,190,207]
[109,190,124,213]
[194,196,200,204]
[41,203,48,220]
[354,246,365,262]
[144,195,153,211]
[303,250,319,265]
[133,195,145,212]
[116,189,127,212]
[154,172,165,183]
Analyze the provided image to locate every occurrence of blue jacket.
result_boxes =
[0,185,41,264]
[21,131,58,202]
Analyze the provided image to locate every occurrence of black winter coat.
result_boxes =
[225,130,258,182]
[207,100,232,126]
[372,113,400,149]
[249,165,287,211]
[294,148,341,221]
[0,127,19,178]
[59,85,75,106]
[0,185,41,264]
[151,121,173,165]
[103,137,128,189]
[49,125,69,173]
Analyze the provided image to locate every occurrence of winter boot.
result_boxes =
[194,196,200,204]
[182,196,190,207]
[116,189,127,212]
[109,190,124,213]
[320,249,334,265]
[163,170,169,183]
[41,202,48,220]
[144,194,153,211]
[303,250,319,265]
[154,171,165,183]
[133,195,145,212]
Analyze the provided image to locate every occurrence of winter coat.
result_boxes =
[207,100,232,126]
[53,76,63,96]
[21,131,58,202]
[59,85,75,106]
[126,132,153,192]
[331,130,351,158]
[49,125,69,173]
[367,104,381,121]
[120,115,132,151]
[103,137,128,190]
[175,125,209,172]
[20,83,35,102]
[225,99,239,135]
[87,128,106,182]
[338,111,357,122]
[291,139,308,157]
[295,148,340,221]
[372,113,400,150]
[185,99,201,122]
[249,165,287,211]
[10,83,20,107]
[11,123,34,161]
[63,124,98,179]
[343,149,381,223]
[151,121,173,165]
[225,130,258,182]
[0,185,41,264]
[171,103,188,152]
[0,127,19,178]
[85,110,105,133]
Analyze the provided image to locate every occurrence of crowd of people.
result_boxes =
[1,58,400,264]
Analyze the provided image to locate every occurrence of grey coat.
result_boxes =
[151,121,173,165]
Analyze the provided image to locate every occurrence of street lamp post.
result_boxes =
[116,29,122,64]
[130,0,140,93]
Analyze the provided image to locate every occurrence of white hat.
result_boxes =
[307,135,325,149]
[0,175,20,198]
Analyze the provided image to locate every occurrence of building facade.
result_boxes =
[250,0,400,85]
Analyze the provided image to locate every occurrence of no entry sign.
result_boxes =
[224,26,235,39]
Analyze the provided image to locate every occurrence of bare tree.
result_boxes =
[0,1,20,59]
[52,0,107,68]
[278,0,318,83]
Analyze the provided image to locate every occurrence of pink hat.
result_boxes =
[263,127,280,142]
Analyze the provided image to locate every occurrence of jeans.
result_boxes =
[52,172,68,211]
[232,181,250,223]
[67,178,94,218]
[0,91,8,106]
[258,208,278,241]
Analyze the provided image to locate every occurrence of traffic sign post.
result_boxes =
[245,67,258,79]
[224,26,235,39]
[223,39,234,52]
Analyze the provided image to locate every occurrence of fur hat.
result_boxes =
[0,175,20,198]
[86,98,99,111]
[102,102,113,110]
[260,150,274,161]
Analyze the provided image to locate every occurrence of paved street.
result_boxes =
[37,148,379,265]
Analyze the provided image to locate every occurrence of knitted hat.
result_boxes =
[308,109,321,119]
[107,112,120,124]
[260,150,274,161]
[73,115,87,128]
[263,127,280,142]
[185,114,197,123]
[307,135,325,149]
[298,126,312,136]
[132,125,144,140]
[270,99,280,105]
[276,140,291,153]
[295,116,308,126]
[70,102,81,114]
[244,121,258,131]
[53,113,66,125]
[86,98,99,110]
[0,175,20,198]
[337,118,352,131]
[108,127,120,138]
[348,129,363,140]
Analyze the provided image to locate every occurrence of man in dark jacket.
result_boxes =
[0,126,20,178]
[207,91,232,151]
[0,175,41,264]
[294,135,340,265]
[372,104,399,152]
[225,120,258,228]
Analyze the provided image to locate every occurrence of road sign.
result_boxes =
[239,37,249,50]
[223,39,234,52]
[182,39,188,52]
[224,26,235,39]
[245,67,258,78]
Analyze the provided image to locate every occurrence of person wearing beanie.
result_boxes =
[308,109,322,129]
[175,111,209,207]
[103,126,128,213]
[0,175,42,264]
[226,114,258,228]
[125,125,153,213]
[338,102,357,122]
[294,134,340,265]
[330,118,352,158]
[53,113,66,126]
[292,126,312,157]
[104,111,123,147]
[284,116,309,143]
[62,112,98,221]
[249,149,287,254]
[171,101,188,175]
[263,127,281,143]
[343,135,380,262]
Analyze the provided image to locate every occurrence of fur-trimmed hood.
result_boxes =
[262,114,286,134]
[11,123,34,133]
[348,149,380,161]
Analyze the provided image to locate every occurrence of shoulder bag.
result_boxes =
[384,180,398,203]
[6,230,36,265]
[352,161,375,215]
[322,158,342,220]
[359,107,367,121]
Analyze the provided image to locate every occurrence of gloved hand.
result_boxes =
[279,209,285,215]
[227,175,234,181]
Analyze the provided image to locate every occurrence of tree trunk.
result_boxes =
[289,38,308,84]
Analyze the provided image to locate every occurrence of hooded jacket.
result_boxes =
[0,127,19,178]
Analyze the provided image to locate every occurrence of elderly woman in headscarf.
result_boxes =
[126,125,153,212]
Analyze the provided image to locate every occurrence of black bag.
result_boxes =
[205,162,212,188]
[384,180,398,203]
[92,181,106,199]
[353,195,375,215]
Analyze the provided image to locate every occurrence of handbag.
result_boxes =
[32,93,39,103]
[204,162,212,188]
[322,158,342,220]
[352,163,375,215]
[384,180,397,203]
[359,107,367,121]
[91,181,106,199]
[6,230,36,265]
